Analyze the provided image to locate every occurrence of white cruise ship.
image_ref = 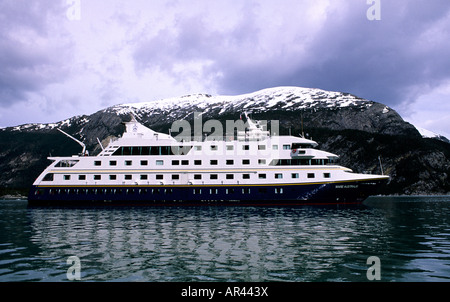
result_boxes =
[28,114,389,206]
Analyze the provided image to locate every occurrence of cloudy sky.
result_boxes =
[1,0,450,137]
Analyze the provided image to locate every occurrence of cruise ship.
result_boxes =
[28,114,389,206]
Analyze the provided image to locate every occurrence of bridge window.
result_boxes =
[43,173,54,181]
[55,160,79,167]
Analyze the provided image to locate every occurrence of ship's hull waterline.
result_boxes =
[28,177,387,206]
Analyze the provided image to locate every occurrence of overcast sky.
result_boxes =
[1,0,450,137]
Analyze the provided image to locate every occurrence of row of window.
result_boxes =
[36,187,286,196]
[110,144,300,156]
[44,172,331,182]
[89,158,332,167]
[93,159,262,166]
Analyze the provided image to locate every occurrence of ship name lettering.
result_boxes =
[336,184,359,189]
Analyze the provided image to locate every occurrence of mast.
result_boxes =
[57,128,88,156]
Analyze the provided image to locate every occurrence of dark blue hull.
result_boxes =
[28,178,387,206]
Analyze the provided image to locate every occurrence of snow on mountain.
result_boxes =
[414,125,449,142]
[2,86,416,139]
[110,86,373,118]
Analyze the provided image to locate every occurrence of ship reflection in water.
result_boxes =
[25,196,450,281]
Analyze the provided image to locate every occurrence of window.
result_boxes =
[43,173,54,181]
[226,174,234,179]
[226,145,234,151]
[194,160,202,165]
[243,174,250,179]
[226,159,234,165]
[210,160,218,165]
[258,145,266,150]
[141,160,148,166]
[210,174,218,180]
[111,146,192,156]
[275,173,283,179]
[291,173,299,179]
[324,173,331,178]
[55,160,79,167]
[94,175,101,180]
[94,161,101,166]
[78,175,86,180]
[283,145,290,150]
[258,159,266,165]
[258,174,266,179]
[181,160,189,165]
[242,159,250,165]
[242,188,251,194]
[195,146,202,151]
[226,188,235,194]
[211,145,218,151]
[125,160,132,166]
[110,160,117,166]
[272,145,278,150]
[109,175,117,180]
[140,175,148,180]
[307,173,315,179]
[63,175,71,181]
[124,175,132,180]
[258,188,267,193]
[172,175,179,180]
[243,145,249,150]
[194,174,202,180]
[172,160,179,165]
[156,174,163,180]
[156,160,163,166]
[275,188,284,194]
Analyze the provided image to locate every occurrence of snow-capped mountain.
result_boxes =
[3,86,414,137]
[110,86,372,116]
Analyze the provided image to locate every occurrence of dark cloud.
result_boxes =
[294,0,450,106]
[0,0,70,107]
[132,2,262,82]
[132,0,450,109]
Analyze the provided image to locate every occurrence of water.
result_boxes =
[0,196,449,282]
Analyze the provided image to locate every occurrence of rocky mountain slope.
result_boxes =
[1,86,449,196]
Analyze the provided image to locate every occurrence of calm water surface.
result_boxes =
[0,196,449,282]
